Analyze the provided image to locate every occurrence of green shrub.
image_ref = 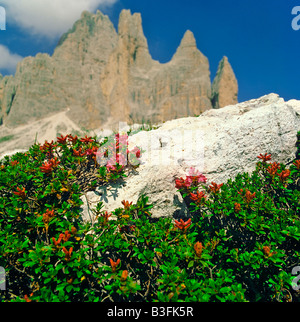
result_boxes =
[0,132,300,302]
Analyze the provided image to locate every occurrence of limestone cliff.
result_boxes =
[0,9,238,130]
[212,56,238,109]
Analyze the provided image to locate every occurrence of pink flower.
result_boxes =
[106,162,117,172]
[187,167,207,184]
[188,167,201,177]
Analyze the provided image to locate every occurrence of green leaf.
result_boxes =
[220,287,231,293]
[188,260,194,268]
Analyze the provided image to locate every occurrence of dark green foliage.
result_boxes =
[0,133,300,302]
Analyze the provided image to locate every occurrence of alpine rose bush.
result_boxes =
[0,131,300,302]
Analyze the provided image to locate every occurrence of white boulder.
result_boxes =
[81,94,300,221]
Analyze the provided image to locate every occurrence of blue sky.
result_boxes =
[0,0,299,103]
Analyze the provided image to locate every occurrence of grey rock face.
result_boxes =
[0,9,237,130]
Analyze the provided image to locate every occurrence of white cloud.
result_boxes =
[0,45,23,74]
[2,0,118,38]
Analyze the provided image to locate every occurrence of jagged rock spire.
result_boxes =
[212,56,238,108]
[0,9,238,130]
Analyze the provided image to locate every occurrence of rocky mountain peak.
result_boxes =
[0,9,238,131]
[179,30,197,49]
[212,56,238,108]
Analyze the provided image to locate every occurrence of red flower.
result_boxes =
[262,245,276,257]
[57,134,68,144]
[267,162,280,176]
[109,258,121,273]
[80,135,94,144]
[257,153,272,162]
[42,209,55,226]
[175,178,186,189]
[52,235,63,247]
[294,160,300,170]
[68,135,78,144]
[24,293,33,302]
[10,160,19,166]
[262,246,270,257]
[174,218,192,232]
[39,140,57,156]
[234,203,241,213]
[62,230,71,242]
[40,161,53,173]
[86,147,98,156]
[175,177,191,190]
[62,247,73,262]
[277,169,291,182]
[13,187,26,199]
[71,226,77,235]
[209,182,223,194]
[99,211,112,224]
[238,189,256,204]
[40,158,60,174]
[130,147,141,158]
[245,190,256,203]
[106,163,117,172]
[121,200,133,210]
[73,148,86,157]
[190,191,206,204]
[194,242,203,257]
[120,270,128,282]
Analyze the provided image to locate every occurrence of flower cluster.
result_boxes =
[110,258,121,273]
[277,169,291,182]
[175,167,207,190]
[209,182,223,194]
[190,191,206,205]
[194,242,203,257]
[13,187,26,199]
[238,189,256,204]
[40,157,61,174]
[39,140,57,157]
[174,218,192,232]
[267,162,280,176]
[257,153,272,163]
[52,230,71,247]
[62,247,73,262]
[42,209,55,231]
